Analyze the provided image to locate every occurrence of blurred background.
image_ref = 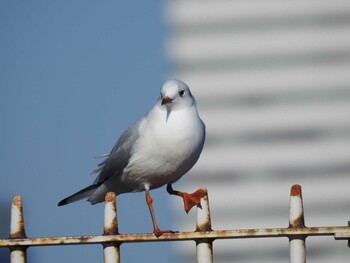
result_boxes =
[0,1,172,263]
[1,0,350,263]
[167,0,350,262]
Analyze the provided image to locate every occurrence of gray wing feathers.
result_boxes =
[58,184,98,206]
[58,119,143,206]
[92,119,142,185]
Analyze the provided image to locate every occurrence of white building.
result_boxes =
[166,1,350,262]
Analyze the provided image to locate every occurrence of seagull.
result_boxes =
[58,80,206,237]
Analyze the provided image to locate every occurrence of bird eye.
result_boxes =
[179,90,185,96]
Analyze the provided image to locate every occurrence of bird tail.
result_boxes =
[58,184,98,206]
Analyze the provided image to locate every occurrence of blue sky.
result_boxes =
[0,1,177,262]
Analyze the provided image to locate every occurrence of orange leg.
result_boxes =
[167,184,207,214]
[145,190,174,237]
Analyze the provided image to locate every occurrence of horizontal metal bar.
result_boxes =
[1,226,350,248]
[334,232,350,239]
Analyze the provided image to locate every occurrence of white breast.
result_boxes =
[121,104,205,190]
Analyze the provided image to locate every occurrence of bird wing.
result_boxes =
[92,118,143,185]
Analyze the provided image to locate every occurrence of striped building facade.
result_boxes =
[166,1,350,262]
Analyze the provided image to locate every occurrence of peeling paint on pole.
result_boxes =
[103,192,120,263]
[196,189,213,263]
[1,226,350,247]
[1,185,350,262]
[289,184,306,263]
[9,196,27,263]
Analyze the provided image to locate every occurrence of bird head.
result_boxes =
[159,79,195,107]
[158,80,196,121]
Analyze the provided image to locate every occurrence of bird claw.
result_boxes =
[182,188,207,214]
[153,228,177,238]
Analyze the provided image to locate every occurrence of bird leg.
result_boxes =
[166,184,207,214]
[145,190,175,237]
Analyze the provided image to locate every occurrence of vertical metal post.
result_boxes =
[195,189,213,263]
[289,184,306,263]
[348,221,350,248]
[103,192,120,263]
[9,196,27,263]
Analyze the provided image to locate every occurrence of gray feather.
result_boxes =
[58,184,98,206]
[92,119,142,185]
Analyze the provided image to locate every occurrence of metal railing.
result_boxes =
[1,184,349,263]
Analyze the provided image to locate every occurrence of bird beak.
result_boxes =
[161,96,173,105]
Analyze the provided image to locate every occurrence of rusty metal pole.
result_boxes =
[196,189,213,263]
[289,184,306,263]
[103,192,120,263]
[9,196,27,263]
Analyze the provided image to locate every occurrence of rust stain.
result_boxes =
[1,225,350,248]
[244,229,259,235]
[289,184,305,229]
[72,237,94,243]
[2,188,350,258]
[290,184,302,197]
[195,190,212,233]
[104,220,118,235]
[105,192,116,203]
[103,242,121,250]
[196,224,212,232]
[10,230,26,239]
[104,191,118,235]
[289,214,305,228]
[9,246,28,252]
[10,195,27,239]
[12,196,22,207]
